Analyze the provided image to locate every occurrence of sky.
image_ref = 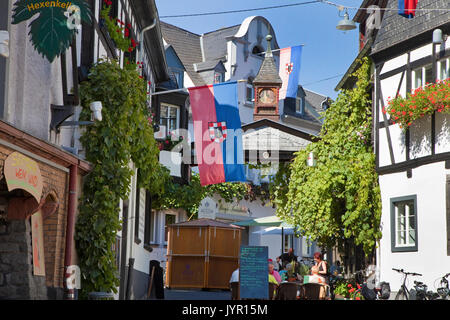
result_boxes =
[154,0,365,100]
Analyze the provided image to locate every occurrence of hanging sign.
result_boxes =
[4,152,43,203]
[31,210,46,276]
[198,197,218,220]
[11,0,92,62]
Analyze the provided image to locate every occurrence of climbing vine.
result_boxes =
[152,174,250,219]
[276,58,382,254]
[75,59,169,297]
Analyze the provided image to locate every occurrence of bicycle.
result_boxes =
[350,269,390,300]
[392,268,423,300]
[432,273,450,300]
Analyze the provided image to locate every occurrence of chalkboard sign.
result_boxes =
[239,246,268,299]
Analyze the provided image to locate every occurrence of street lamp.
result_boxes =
[336,8,356,31]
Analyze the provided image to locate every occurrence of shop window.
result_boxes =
[391,195,418,252]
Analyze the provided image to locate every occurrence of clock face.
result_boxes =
[258,89,276,104]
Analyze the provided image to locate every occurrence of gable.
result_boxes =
[165,45,185,71]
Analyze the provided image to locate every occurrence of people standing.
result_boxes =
[277,248,298,269]
[313,252,328,283]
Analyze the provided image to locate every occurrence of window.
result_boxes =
[283,234,294,253]
[412,64,432,90]
[295,97,304,114]
[252,46,264,55]
[169,67,184,88]
[391,195,418,252]
[302,237,312,256]
[164,214,176,243]
[438,58,450,81]
[246,77,254,105]
[214,72,224,84]
[159,104,179,137]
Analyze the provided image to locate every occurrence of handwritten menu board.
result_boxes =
[239,246,268,299]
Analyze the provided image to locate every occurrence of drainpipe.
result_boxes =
[64,164,78,300]
[138,19,156,71]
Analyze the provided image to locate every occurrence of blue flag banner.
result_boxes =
[189,81,246,186]
[279,45,303,100]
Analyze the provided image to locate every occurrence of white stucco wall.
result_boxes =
[376,38,450,292]
[377,161,450,291]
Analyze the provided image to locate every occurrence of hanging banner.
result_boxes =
[11,0,92,62]
[31,210,46,276]
[4,152,43,203]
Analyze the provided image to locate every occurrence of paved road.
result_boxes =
[164,288,232,300]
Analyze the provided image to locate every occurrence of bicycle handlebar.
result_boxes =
[392,268,422,276]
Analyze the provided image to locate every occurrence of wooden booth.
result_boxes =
[165,218,242,289]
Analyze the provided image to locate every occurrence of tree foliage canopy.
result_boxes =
[276,58,382,254]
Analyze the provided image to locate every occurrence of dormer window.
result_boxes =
[214,72,224,84]
[295,97,304,115]
[252,45,264,55]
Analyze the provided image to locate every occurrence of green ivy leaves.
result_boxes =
[75,59,167,297]
[276,58,382,254]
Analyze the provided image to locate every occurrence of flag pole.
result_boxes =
[257,44,305,55]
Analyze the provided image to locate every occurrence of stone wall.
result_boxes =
[0,220,47,299]
[0,143,70,299]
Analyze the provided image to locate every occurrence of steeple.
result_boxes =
[253,35,282,122]
[254,35,282,85]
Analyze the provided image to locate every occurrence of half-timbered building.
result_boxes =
[370,0,450,290]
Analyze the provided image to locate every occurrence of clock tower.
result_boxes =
[253,35,282,122]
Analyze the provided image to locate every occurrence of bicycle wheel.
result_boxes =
[395,289,407,300]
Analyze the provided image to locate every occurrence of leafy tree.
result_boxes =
[276,58,382,254]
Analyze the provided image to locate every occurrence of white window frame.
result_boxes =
[391,195,418,252]
[295,97,304,115]
[214,72,224,84]
[395,202,416,247]
[149,210,158,245]
[159,104,180,137]
[412,64,432,90]
[438,58,450,81]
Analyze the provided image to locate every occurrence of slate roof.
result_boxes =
[193,59,224,72]
[372,0,450,54]
[254,39,282,85]
[160,21,205,86]
[201,25,241,61]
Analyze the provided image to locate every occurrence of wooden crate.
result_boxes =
[166,219,242,289]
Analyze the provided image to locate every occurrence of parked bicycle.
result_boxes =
[351,269,390,300]
[433,273,450,300]
[392,268,423,300]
